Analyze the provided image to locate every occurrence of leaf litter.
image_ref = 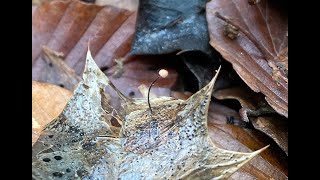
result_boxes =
[32,49,268,179]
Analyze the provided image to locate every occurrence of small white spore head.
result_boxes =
[159,69,168,78]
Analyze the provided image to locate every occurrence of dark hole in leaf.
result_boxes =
[76,169,87,177]
[59,84,65,88]
[82,142,96,150]
[54,156,63,160]
[42,158,51,162]
[66,168,71,173]
[129,91,135,97]
[52,172,63,177]
[48,135,54,138]
[68,126,80,134]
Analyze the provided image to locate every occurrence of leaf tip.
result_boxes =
[251,145,270,157]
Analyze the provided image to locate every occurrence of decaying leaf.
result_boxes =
[180,51,216,89]
[36,46,81,90]
[251,116,288,155]
[32,81,73,145]
[213,86,288,155]
[32,1,180,102]
[95,0,139,11]
[208,122,288,179]
[207,101,288,179]
[32,49,267,179]
[32,89,287,179]
[131,0,211,55]
[206,0,288,117]
[32,0,135,78]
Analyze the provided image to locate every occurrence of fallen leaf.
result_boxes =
[36,46,81,90]
[130,0,211,55]
[32,81,73,145]
[213,86,265,110]
[36,46,179,113]
[213,86,288,155]
[32,49,267,179]
[206,0,288,117]
[32,0,135,78]
[95,0,138,11]
[180,51,216,89]
[208,123,288,179]
[32,1,287,178]
[251,116,288,155]
[207,102,288,179]
[107,56,178,99]
[32,0,72,63]
[32,1,179,103]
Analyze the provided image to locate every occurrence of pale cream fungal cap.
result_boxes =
[159,69,168,78]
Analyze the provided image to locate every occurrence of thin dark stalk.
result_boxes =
[148,77,159,114]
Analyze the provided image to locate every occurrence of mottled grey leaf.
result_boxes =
[32,49,267,179]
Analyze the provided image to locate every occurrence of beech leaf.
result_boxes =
[32,1,179,102]
[206,0,288,117]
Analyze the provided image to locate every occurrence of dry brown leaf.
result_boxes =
[213,87,288,155]
[107,56,178,98]
[36,47,179,113]
[208,123,288,179]
[206,0,288,117]
[32,0,135,77]
[251,116,288,155]
[32,0,72,63]
[32,1,179,102]
[208,101,288,179]
[32,1,287,178]
[32,81,72,145]
[95,0,138,11]
[36,46,81,90]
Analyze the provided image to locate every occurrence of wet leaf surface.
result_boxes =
[130,0,220,90]
[131,0,211,55]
